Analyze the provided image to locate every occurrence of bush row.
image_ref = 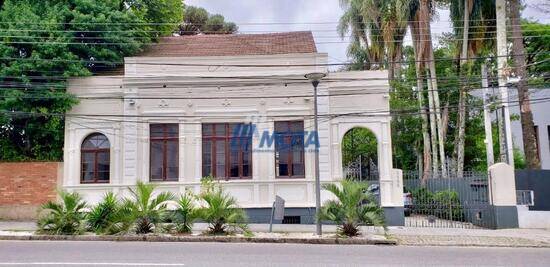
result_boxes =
[37,178,249,236]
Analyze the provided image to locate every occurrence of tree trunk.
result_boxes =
[509,0,541,169]
[419,0,447,178]
[426,70,439,175]
[418,75,432,183]
[410,15,431,183]
[454,0,471,178]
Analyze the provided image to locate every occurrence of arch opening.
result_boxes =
[341,127,378,182]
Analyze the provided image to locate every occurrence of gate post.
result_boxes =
[488,163,519,228]
[380,168,405,226]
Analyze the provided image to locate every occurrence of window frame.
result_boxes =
[80,133,110,184]
[149,123,179,182]
[202,123,253,180]
[274,120,305,179]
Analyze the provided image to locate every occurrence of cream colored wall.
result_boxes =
[63,53,398,208]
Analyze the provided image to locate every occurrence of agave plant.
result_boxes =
[37,191,88,235]
[318,180,385,237]
[196,179,248,235]
[87,192,131,235]
[172,191,198,234]
[124,181,175,234]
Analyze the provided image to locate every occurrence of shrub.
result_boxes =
[433,190,464,221]
[124,181,175,234]
[37,191,88,235]
[172,191,198,234]
[87,192,132,235]
[318,180,385,237]
[410,187,434,215]
[411,187,464,221]
[196,179,248,235]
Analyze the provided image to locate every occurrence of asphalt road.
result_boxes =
[0,241,549,267]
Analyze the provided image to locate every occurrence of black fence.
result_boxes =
[515,170,550,211]
[403,171,495,229]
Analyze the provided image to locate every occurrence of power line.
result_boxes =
[0,51,547,69]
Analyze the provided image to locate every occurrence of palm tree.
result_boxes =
[172,191,198,234]
[196,179,248,235]
[446,0,496,176]
[124,181,175,234]
[37,191,88,235]
[87,192,132,235]
[318,180,385,237]
[338,0,411,79]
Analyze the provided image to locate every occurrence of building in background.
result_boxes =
[510,89,550,170]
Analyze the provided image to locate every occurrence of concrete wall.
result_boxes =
[515,170,550,211]
[517,205,550,229]
[0,162,62,220]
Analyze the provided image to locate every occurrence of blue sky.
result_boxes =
[186,0,550,65]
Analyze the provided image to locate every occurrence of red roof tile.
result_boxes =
[140,31,317,57]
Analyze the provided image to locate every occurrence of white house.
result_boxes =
[62,31,404,225]
[509,89,550,169]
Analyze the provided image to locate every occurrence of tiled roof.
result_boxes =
[140,31,317,57]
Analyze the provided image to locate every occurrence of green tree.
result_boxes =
[180,5,237,35]
[126,0,183,36]
[0,0,179,161]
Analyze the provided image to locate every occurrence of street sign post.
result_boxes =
[269,195,285,232]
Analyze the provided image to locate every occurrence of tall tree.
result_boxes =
[444,0,496,175]
[180,5,238,35]
[125,0,184,36]
[0,0,182,160]
[508,0,541,169]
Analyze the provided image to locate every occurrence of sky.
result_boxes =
[186,0,550,65]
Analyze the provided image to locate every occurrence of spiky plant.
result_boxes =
[172,191,198,234]
[124,181,175,234]
[196,179,248,235]
[318,180,385,237]
[37,191,88,235]
[86,192,131,235]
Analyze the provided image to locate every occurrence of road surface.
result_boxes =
[0,240,548,266]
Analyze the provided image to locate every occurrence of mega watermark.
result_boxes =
[230,117,319,153]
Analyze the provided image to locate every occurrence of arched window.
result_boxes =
[81,133,110,183]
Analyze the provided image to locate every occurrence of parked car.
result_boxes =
[403,192,413,217]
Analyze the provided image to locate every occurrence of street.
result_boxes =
[0,241,549,267]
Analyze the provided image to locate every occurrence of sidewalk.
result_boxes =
[387,227,550,247]
[1,221,549,247]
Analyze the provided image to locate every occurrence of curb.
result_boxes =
[0,235,397,246]
[393,235,550,248]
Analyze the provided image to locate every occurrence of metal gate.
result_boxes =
[403,171,495,229]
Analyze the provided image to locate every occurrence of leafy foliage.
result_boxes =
[123,181,175,234]
[172,191,198,234]
[196,178,248,235]
[86,192,131,235]
[180,5,237,35]
[410,188,464,221]
[0,0,181,161]
[37,191,88,235]
[318,180,385,237]
[341,127,377,168]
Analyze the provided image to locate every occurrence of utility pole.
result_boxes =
[481,64,495,167]
[495,0,515,167]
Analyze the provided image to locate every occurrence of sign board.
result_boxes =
[273,195,285,221]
